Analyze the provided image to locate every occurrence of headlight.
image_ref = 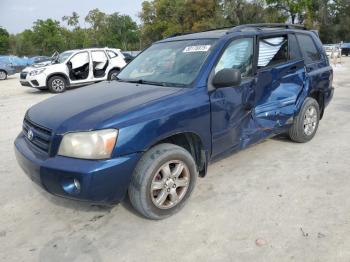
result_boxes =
[58,129,118,159]
[29,68,45,76]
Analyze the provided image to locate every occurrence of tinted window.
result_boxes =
[258,36,288,68]
[289,34,302,60]
[215,38,254,77]
[296,34,321,64]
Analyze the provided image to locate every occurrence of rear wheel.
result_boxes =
[0,70,7,80]
[48,76,67,93]
[128,143,198,220]
[289,97,320,143]
[108,69,120,80]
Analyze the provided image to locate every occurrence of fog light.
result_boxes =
[62,178,81,195]
[73,179,81,192]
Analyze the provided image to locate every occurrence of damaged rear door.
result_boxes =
[250,33,306,140]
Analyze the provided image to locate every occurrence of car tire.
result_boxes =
[0,70,7,80]
[48,76,67,93]
[107,69,120,80]
[289,97,320,143]
[128,143,198,220]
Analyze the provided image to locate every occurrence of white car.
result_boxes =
[20,48,127,93]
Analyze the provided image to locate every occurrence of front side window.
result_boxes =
[258,36,288,68]
[118,39,216,86]
[58,51,74,63]
[215,38,254,77]
[296,34,321,64]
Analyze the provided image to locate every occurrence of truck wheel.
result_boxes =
[48,76,67,93]
[0,70,7,80]
[289,97,320,143]
[129,143,198,220]
[108,69,120,80]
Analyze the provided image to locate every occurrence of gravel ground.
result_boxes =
[0,58,349,262]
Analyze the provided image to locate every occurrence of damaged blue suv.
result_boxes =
[15,24,334,219]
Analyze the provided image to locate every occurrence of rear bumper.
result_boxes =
[324,86,334,108]
[14,132,142,204]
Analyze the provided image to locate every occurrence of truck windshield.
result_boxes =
[118,39,216,87]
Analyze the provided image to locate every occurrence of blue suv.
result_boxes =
[14,24,334,219]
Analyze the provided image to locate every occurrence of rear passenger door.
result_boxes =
[295,33,332,106]
[253,33,306,131]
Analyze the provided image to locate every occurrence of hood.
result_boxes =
[23,61,56,72]
[27,81,183,133]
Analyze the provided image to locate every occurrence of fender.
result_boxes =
[46,72,70,86]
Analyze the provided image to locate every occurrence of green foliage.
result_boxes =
[3,2,350,56]
[0,27,10,55]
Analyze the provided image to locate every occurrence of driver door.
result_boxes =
[210,37,256,158]
[66,51,92,84]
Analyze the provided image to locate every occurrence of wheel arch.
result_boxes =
[150,132,208,177]
[46,73,70,87]
[108,67,121,74]
[309,90,325,119]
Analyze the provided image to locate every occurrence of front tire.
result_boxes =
[128,143,198,220]
[48,76,67,93]
[289,97,320,143]
[0,70,7,80]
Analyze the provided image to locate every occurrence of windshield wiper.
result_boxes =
[117,78,185,87]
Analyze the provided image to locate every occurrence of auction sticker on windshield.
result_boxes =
[183,45,211,53]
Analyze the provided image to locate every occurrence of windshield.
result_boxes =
[118,39,216,87]
[57,51,73,63]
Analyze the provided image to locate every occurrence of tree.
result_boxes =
[85,8,108,46]
[139,0,222,46]
[62,11,80,28]
[106,13,140,50]
[265,0,309,24]
[32,19,65,55]
[0,27,10,54]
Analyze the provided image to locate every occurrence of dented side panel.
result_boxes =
[242,60,307,148]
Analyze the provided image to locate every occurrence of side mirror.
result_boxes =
[212,68,242,88]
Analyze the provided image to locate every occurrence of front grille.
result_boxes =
[20,72,28,79]
[23,117,52,153]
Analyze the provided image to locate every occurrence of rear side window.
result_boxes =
[296,34,321,64]
[258,36,288,68]
[107,50,118,58]
[289,34,302,60]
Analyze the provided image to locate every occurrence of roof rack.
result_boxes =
[227,23,306,33]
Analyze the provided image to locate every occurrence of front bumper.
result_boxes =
[20,72,47,89]
[14,132,142,204]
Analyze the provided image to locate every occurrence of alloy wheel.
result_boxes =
[0,71,6,80]
[150,160,190,209]
[303,105,318,136]
[52,79,65,92]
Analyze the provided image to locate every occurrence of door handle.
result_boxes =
[287,65,298,73]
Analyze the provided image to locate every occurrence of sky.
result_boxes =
[0,0,143,33]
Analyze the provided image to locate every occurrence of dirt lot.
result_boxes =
[1,58,350,262]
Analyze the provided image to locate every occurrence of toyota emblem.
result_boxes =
[27,129,34,141]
